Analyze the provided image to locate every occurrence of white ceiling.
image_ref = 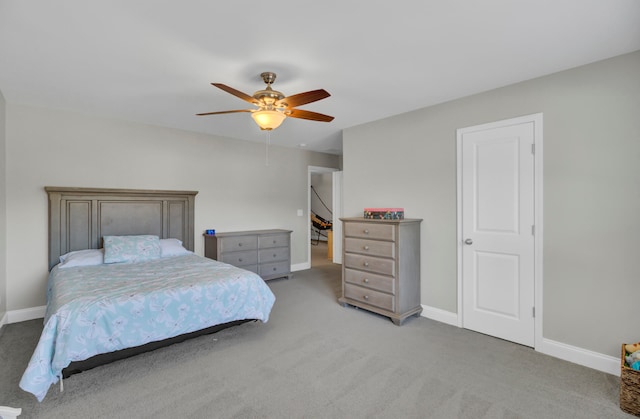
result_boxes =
[1,1,639,155]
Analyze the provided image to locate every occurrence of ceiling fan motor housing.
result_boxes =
[255,72,284,106]
[253,88,284,106]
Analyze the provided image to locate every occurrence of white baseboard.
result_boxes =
[0,311,7,329]
[291,262,310,272]
[539,338,620,376]
[7,305,46,324]
[421,305,458,327]
[420,305,618,376]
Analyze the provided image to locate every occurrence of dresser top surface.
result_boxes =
[340,217,422,224]
[204,229,292,238]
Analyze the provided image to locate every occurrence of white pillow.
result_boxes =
[59,249,104,269]
[159,238,192,257]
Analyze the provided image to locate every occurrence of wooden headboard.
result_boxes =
[46,187,198,270]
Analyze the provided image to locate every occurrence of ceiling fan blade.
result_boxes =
[212,83,258,104]
[277,89,330,108]
[287,109,334,122]
[196,109,253,116]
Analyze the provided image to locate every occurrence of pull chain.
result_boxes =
[265,130,271,166]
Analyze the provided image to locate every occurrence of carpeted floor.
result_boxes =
[0,254,631,419]
[311,240,333,268]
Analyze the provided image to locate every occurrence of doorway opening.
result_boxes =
[310,171,333,267]
[307,166,340,268]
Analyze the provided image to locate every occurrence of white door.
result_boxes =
[459,118,536,347]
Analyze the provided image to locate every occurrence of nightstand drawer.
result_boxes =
[344,222,395,241]
[259,247,289,263]
[344,283,394,311]
[344,253,395,277]
[345,238,395,258]
[344,268,395,294]
[219,250,258,267]
[259,234,290,249]
[219,236,258,252]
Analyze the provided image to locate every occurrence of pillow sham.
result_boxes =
[103,235,161,264]
[159,238,191,257]
[58,248,104,269]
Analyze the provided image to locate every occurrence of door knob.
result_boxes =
[464,238,473,245]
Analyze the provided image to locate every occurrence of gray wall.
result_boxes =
[343,50,640,358]
[0,89,6,327]
[5,103,339,310]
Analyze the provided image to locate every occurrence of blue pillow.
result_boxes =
[103,235,161,264]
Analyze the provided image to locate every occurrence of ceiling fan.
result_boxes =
[197,72,334,131]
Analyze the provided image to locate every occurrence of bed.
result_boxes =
[19,187,276,402]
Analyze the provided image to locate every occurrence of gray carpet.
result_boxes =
[0,258,631,418]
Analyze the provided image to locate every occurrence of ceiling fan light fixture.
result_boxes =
[252,110,286,130]
[198,72,333,130]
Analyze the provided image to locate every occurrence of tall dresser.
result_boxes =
[338,218,422,325]
[204,229,292,281]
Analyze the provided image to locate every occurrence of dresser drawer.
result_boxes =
[219,250,258,267]
[344,222,395,241]
[345,238,395,258]
[240,264,259,275]
[344,283,394,311]
[259,247,289,263]
[344,254,395,277]
[259,234,290,249]
[219,236,258,252]
[259,260,290,278]
[344,268,395,294]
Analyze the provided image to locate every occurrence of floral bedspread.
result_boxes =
[20,254,275,401]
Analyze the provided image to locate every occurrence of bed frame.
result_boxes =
[45,187,251,377]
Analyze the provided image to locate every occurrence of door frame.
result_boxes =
[456,113,544,349]
[332,171,344,264]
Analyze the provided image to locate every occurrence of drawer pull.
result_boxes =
[273,267,277,271]
[363,295,369,300]
[273,240,277,244]
[238,243,242,247]
[363,229,369,234]
[363,278,369,283]
[363,245,369,250]
[363,262,369,267]
[273,254,277,258]
[238,258,243,262]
